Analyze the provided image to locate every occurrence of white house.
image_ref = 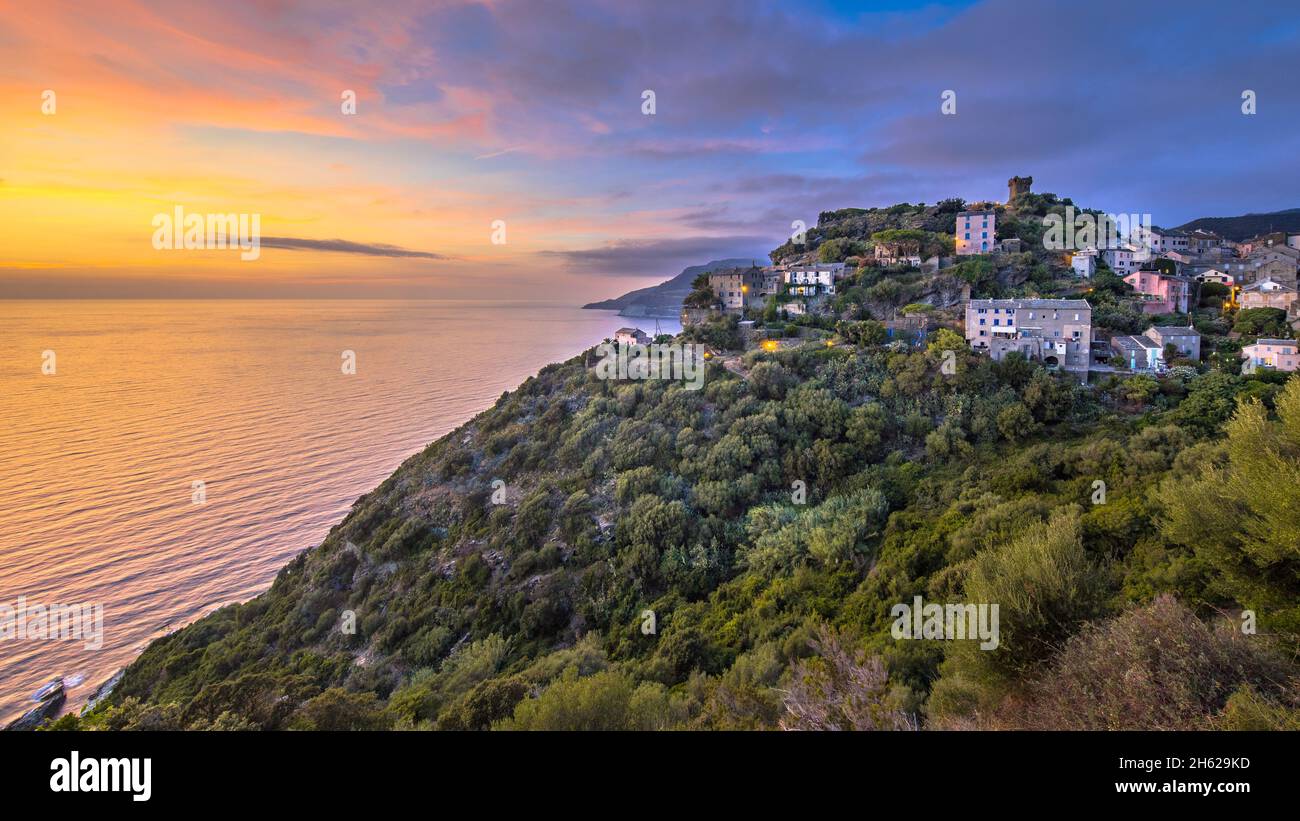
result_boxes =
[784,263,845,296]
[1145,227,1192,254]
[1071,250,1097,278]
[613,327,652,346]
[1103,246,1142,274]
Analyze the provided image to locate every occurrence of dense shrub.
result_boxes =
[502,670,688,730]
[1003,596,1299,730]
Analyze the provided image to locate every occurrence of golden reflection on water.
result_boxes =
[0,299,675,722]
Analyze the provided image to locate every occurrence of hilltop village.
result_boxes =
[650,177,1300,382]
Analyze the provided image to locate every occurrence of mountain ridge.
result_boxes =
[1175,207,1300,241]
[581,258,762,317]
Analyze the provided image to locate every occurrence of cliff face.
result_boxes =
[582,258,757,317]
[99,340,929,729]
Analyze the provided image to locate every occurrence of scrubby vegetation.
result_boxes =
[55,315,1300,731]
[45,192,1298,732]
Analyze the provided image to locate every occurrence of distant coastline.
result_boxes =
[581,257,762,319]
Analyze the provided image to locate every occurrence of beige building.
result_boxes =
[1250,248,1299,286]
[707,267,767,312]
[1221,244,1300,285]
[1239,233,1289,255]
[613,327,652,346]
[965,298,1092,376]
[1241,338,1299,372]
[1239,278,1298,312]
[1185,229,1226,253]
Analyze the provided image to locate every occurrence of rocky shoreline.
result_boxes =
[3,669,123,732]
[4,678,65,731]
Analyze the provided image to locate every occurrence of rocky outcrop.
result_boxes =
[4,678,65,731]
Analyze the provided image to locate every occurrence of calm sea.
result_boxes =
[0,299,679,724]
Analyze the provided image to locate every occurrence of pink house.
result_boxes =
[955,210,995,255]
[1124,269,1192,314]
[1241,338,1299,372]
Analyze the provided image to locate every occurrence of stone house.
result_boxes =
[1239,278,1298,312]
[1144,325,1201,362]
[965,298,1092,376]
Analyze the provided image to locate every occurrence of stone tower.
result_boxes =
[1008,175,1033,201]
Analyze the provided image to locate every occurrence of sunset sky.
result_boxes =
[1,0,1297,300]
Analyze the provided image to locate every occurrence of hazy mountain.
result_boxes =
[1176,208,1300,241]
[582,258,759,317]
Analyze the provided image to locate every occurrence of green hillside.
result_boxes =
[52,194,1300,733]
[62,329,1300,731]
